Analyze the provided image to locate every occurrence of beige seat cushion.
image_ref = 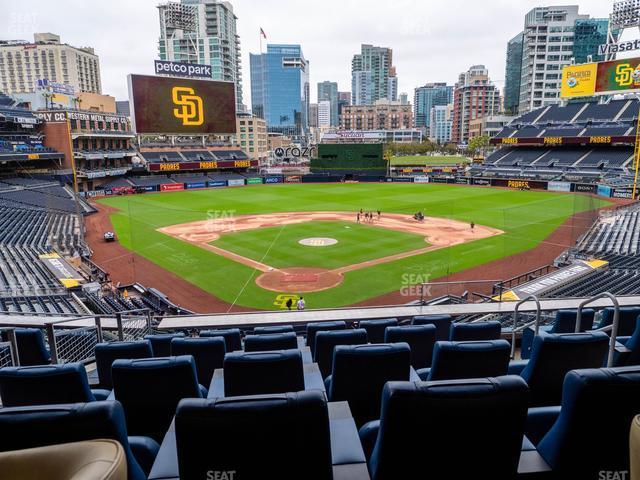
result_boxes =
[631,415,640,480]
[0,439,126,480]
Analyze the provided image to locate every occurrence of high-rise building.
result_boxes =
[309,103,318,128]
[317,101,331,128]
[429,104,453,144]
[504,32,523,115]
[351,44,397,105]
[157,0,243,110]
[413,83,453,130]
[317,81,338,127]
[399,92,409,105]
[250,44,310,138]
[338,91,351,117]
[451,65,501,144]
[235,113,267,161]
[0,33,101,95]
[339,99,412,131]
[573,18,609,64]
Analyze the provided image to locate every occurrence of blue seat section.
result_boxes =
[14,328,50,365]
[327,343,411,427]
[521,309,595,359]
[360,376,529,480]
[222,349,305,397]
[535,367,640,477]
[170,337,225,386]
[421,340,511,381]
[0,401,154,480]
[199,328,242,352]
[253,325,295,334]
[411,315,452,341]
[143,333,186,357]
[449,321,502,341]
[597,307,640,336]
[314,329,368,378]
[174,392,333,480]
[306,321,346,356]
[111,356,203,442]
[613,317,640,367]
[243,332,298,352]
[94,340,153,389]
[513,331,609,407]
[358,318,398,344]
[384,324,437,369]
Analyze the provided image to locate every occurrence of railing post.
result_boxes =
[45,323,58,364]
[94,316,103,344]
[146,311,153,335]
[574,292,620,367]
[511,295,541,360]
[116,313,124,341]
[6,327,19,366]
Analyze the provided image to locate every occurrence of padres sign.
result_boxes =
[172,86,203,126]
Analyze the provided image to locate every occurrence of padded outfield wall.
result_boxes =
[311,143,387,175]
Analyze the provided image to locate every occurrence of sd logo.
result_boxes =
[172,86,204,126]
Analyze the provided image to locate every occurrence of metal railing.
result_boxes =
[511,295,541,359]
[575,292,620,368]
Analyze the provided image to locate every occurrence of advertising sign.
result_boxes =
[284,176,302,183]
[562,56,640,97]
[548,181,572,192]
[160,183,185,192]
[413,176,429,183]
[227,179,245,187]
[597,184,612,198]
[575,183,596,193]
[472,178,491,186]
[154,60,213,79]
[265,176,283,184]
[613,187,634,199]
[246,177,263,185]
[185,182,206,190]
[560,63,597,98]
[208,180,227,188]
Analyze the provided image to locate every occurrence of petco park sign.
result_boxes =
[154,60,212,79]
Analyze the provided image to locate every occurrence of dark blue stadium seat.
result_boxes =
[411,315,452,340]
[244,332,298,352]
[0,363,110,407]
[253,325,295,334]
[326,343,412,427]
[509,331,609,406]
[384,324,437,369]
[449,321,501,341]
[597,307,640,336]
[0,401,156,480]
[306,321,346,356]
[220,349,305,397]
[521,309,596,359]
[613,317,640,367]
[170,337,225,386]
[418,340,511,381]
[14,328,50,365]
[358,318,398,344]
[143,333,185,357]
[314,328,368,378]
[359,376,529,479]
[94,340,153,389]
[200,328,242,352]
[111,356,204,442]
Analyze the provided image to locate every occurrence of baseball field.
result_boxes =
[93,183,609,311]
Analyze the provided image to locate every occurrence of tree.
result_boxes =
[467,135,490,156]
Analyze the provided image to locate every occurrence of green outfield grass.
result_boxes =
[390,155,469,166]
[98,183,609,310]
[212,220,428,269]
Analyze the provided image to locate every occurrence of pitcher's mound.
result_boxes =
[298,237,338,247]
[256,267,343,293]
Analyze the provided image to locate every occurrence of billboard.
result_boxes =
[311,143,386,173]
[128,74,236,134]
[561,56,640,98]
[560,63,597,98]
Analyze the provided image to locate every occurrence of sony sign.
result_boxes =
[154,60,213,79]
[598,39,640,56]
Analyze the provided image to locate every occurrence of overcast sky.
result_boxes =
[1,0,614,107]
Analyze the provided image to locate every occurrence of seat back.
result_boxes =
[631,415,640,480]
[0,363,95,407]
[0,401,146,480]
[369,376,529,480]
[244,332,298,352]
[306,321,346,356]
[314,329,368,378]
[223,350,304,397]
[254,325,294,334]
[428,340,511,381]
[170,337,225,386]
[384,324,437,369]
[521,331,609,407]
[599,307,640,336]
[94,340,153,389]
[14,328,50,366]
[449,321,501,341]
[143,333,185,357]
[359,319,398,344]
[537,366,640,477]
[111,356,202,442]
[552,309,595,333]
[411,315,452,341]
[175,391,332,480]
[329,343,411,427]
[199,329,242,352]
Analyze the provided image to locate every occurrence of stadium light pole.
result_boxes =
[633,113,640,200]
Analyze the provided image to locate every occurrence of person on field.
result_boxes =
[286,297,293,310]
[377,210,381,220]
[470,221,475,232]
[357,212,361,223]
[297,297,306,310]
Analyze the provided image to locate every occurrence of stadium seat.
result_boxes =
[0,363,110,407]
[148,392,368,480]
[199,328,242,352]
[14,328,50,365]
[170,336,225,386]
[631,415,640,480]
[306,321,346,356]
[449,320,501,341]
[358,318,398,344]
[314,328,368,378]
[326,343,413,427]
[508,331,609,407]
[94,340,153,389]
[244,332,298,352]
[0,401,157,480]
[521,309,596,359]
[143,333,185,357]
[411,315,452,340]
[597,307,640,336]
[111,356,204,442]
[253,325,295,334]
[530,367,640,478]
[384,324,437,369]
[418,339,511,381]
[359,376,531,479]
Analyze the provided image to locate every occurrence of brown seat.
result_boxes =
[631,415,640,480]
[0,439,126,480]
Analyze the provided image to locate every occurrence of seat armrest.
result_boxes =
[91,388,111,401]
[328,402,367,465]
[616,336,632,346]
[207,368,225,399]
[324,374,333,398]
[508,360,529,376]
[148,421,178,480]
[416,367,430,381]
[409,367,421,382]
[301,346,313,364]
[358,420,380,461]
[128,435,160,477]
[198,383,207,398]
[304,363,327,393]
[518,448,552,476]
[525,406,562,445]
